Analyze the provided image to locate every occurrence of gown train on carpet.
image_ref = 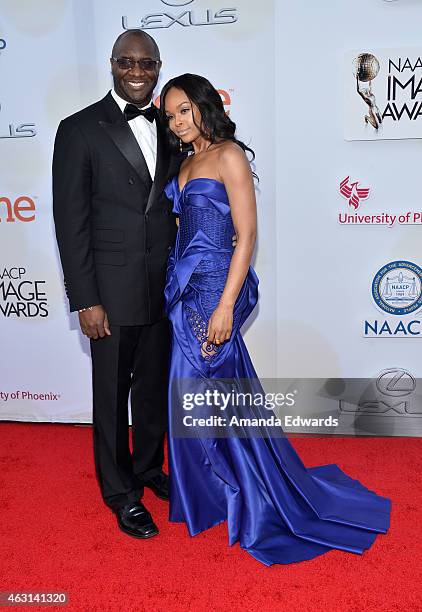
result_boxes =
[164,176,391,566]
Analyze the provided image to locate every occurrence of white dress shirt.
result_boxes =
[111,89,157,179]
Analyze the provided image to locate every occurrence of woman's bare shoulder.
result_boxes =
[217,140,246,158]
[218,141,250,179]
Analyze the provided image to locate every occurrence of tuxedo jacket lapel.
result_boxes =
[145,116,170,213]
[99,93,152,189]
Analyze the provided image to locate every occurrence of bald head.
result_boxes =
[110,29,162,106]
[112,30,160,60]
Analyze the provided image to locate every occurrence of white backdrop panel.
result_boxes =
[0,0,276,422]
[276,0,422,381]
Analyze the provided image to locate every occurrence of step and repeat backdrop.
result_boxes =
[1,0,421,434]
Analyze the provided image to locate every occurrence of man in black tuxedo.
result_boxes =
[53,30,180,538]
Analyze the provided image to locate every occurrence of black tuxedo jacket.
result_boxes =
[53,92,181,325]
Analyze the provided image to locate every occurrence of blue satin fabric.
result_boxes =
[164,176,391,566]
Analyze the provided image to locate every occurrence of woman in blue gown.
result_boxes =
[161,74,391,566]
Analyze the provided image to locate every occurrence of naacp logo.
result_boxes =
[372,260,422,315]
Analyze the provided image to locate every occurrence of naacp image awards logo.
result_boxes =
[354,53,382,130]
[0,267,48,318]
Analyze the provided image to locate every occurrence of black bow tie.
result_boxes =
[124,103,157,123]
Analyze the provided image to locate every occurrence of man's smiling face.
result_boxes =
[110,32,161,106]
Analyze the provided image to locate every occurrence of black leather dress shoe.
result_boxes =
[142,471,169,501]
[115,502,159,539]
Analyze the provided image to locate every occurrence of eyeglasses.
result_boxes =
[111,57,161,71]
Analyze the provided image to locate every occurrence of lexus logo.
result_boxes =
[376,368,416,397]
[160,0,194,5]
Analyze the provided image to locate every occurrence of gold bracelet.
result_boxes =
[78,306,94,313]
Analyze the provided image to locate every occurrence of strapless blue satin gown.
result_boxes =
[164,176,391,566]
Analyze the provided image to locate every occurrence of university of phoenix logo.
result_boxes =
[339,176,370,210]
[338,176,422,227]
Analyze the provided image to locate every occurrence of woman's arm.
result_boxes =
[206,143,257,345]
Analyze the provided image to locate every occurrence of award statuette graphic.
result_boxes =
[353,53,382,130]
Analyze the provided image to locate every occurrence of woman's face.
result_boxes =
[164,87,203,144]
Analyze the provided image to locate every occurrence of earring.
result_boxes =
[179,138,183,153]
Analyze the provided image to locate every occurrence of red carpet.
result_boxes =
[1,424,421,612]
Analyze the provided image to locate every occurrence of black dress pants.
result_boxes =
[90,317,170,510]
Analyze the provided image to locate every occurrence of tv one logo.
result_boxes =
[155,88,233,114]
[0,196,36,223]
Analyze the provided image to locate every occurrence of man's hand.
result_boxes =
[79,305,111,339]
